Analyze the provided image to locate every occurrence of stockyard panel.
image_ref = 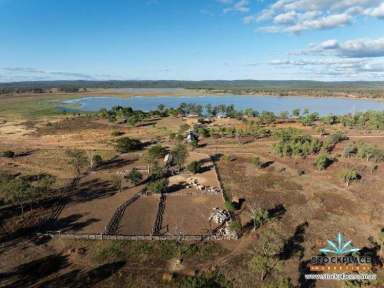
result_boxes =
[118,196,160,235]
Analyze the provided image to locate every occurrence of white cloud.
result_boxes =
[273,11,297,24]
[252,0,384,33]
[223,0,250,13]
[269,57,384,78]
[0,67,119,82]
[365,2,384,18]
[300,38,384,58]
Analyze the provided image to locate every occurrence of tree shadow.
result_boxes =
[52,213,100,233]
[211,153,223,162]
[268,204,286,220]
[279,222,308,260]
[74,179,116,202]
[15,150,36,158]
[0,213,99,244]
[0,254,69,288]
[298,259,316,288]
[167,182,188,194]
[96,157,136,170]
[38,261,126,288]
[260,161,274,169]
[359,240,382,267]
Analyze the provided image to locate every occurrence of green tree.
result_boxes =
[145,144,167,174]
[126,168,143,185]
[250,207,269,230]
[265,278,293,288]
[66,150,89,177]
[187,161,201,174]
[33,174,56,197]
[249,229,283,281]
[292,109,300,117]
[0,177,31,215]
[92,154,103,169]
[171,144,189,170]
[279,111,289,119]
[146,178,169,194]
[115,137,142,153]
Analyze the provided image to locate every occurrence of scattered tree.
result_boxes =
[0,177,31,215]
[250,207,269,230]
[146,178,168,194]
[249,229,283,281]
[171,144,189,170]
[111,173,124,192]
[187,161,201,174]
[92,154,103,169]
[66,150,89,178]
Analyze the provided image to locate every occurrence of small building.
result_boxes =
[185,129,199,143]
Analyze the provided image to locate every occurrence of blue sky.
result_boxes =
[0,0,384,82]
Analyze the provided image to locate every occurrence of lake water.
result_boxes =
[61,95,384,116]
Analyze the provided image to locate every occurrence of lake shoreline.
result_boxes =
[60,94,384,116]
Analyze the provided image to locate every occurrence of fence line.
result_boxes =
[44,232,237,241]
[210,156,227,203]
[152,193,166,235]
[104,190,143,234]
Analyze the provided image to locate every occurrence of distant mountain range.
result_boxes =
[1,80,384,90]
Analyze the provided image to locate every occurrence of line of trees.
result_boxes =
[0,172,56,215]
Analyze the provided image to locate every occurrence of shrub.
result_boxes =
[197,127,210,138]
[126,168,143,185]
[314,153,333,170]
[111,174,123,192]
[92,154,103,168]
[224,200,236,212]
[265,278,294,288]
[2,150,15,158]
[229,220,242,233]
[297,169,305,176]
[187,161,201,174]
[341,169,360,186]
[115,137,142,153]
[343,144,358,158]
[299,112,319,126]
[111,130,124,137]
[252,157,263,168]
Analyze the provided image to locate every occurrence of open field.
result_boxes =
[1,99,384,287]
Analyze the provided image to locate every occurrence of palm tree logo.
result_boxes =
[320,233,360,255]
